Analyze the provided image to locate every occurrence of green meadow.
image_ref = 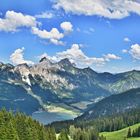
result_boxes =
[100,123,140,140]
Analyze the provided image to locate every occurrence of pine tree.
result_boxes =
[58,129,69,140]
[127,128,131,138]
[0,109,57,140]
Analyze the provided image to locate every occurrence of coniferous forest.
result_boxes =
[0,108,139,140]
[0,109,56,140]
[51,108,140,132]
[127,126,140,138]
[0,109,107,140]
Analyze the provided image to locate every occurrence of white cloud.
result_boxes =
[124,37,131,42]
[31,21,73,45]
[50,38,64,45]
[122,49,128,53]
[10,48,34,65]
[38,53,58,62]
[32,27,64,40]
[129,44,140,60]
[35,11,54,19]
[56,44,105,66]
[104,53,121,61]
[53,0,140,19]
[0,11,37,32]
[60,21,73,33]
[39,44,105,67]
[32,27,64,45]
[39,44,121,67]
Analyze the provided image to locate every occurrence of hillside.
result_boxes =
[0,109,56,140]
[78,88,140,120]
[50,108,140,140]
[100,123,140,140]
[0,109,106,140]
[1,59,140,117]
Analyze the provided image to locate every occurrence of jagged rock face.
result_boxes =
[1,58,140,115]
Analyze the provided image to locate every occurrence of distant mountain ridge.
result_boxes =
[0,58,140,115]
[78,88,140,120]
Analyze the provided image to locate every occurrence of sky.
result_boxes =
[0,0,140,73]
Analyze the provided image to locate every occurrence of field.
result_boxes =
[100,123,140,140]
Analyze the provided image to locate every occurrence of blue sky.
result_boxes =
[0,0,140,73]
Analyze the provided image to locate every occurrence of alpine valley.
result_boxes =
[1,57,140,124]
[1,0,140,140]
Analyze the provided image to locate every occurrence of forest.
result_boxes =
[0,109,106,140]
[51,108,140,134]
[0,109,56,140]
[127,126,140,138]
[1,108,140,140]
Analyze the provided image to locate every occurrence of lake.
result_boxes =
[32,111,76,125]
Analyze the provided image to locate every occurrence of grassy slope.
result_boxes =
[100,123,140,140]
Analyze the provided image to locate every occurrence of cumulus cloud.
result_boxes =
[32,27,64,40]
[10,48,34,65]
[60,21,73,33]
[38,53,58,62]
[129,44,140,60]
[124,37,131,42]
[31,21,73,45]
[32,27,64,45]
[0,11,73,45]
[104,53,121,61]
[53,0,140,19]
[56,44,105,66]
[39,44,121,67]
[35,11,54,19]
[0,11,37,32]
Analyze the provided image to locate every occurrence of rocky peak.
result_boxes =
[6,63,14,68]
[0,62,4,69]
[39,57,52,64]
[15,63,29,71]
[83,67,94,72]
[58,58,73,67]
[17,63,29,68]
[0,62,3,66]
[0,63,14,71]
[14,63,30,75]
[37,57,55,69]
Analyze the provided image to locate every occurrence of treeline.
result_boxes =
[0,109,105,140]
[69,125,106,140]
[50,108,140,133]
[127,127,140,138]
[86,108,140,132]
[0,109,56,140]
[57,125,106,140]
[1,108,140,140]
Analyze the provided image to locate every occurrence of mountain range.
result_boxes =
[78,88,140,120]
[0,58,140,117]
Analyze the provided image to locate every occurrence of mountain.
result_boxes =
[1,58,140,116]
[78,88,140,120]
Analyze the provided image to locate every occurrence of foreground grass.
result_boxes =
[100,123,140,140]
